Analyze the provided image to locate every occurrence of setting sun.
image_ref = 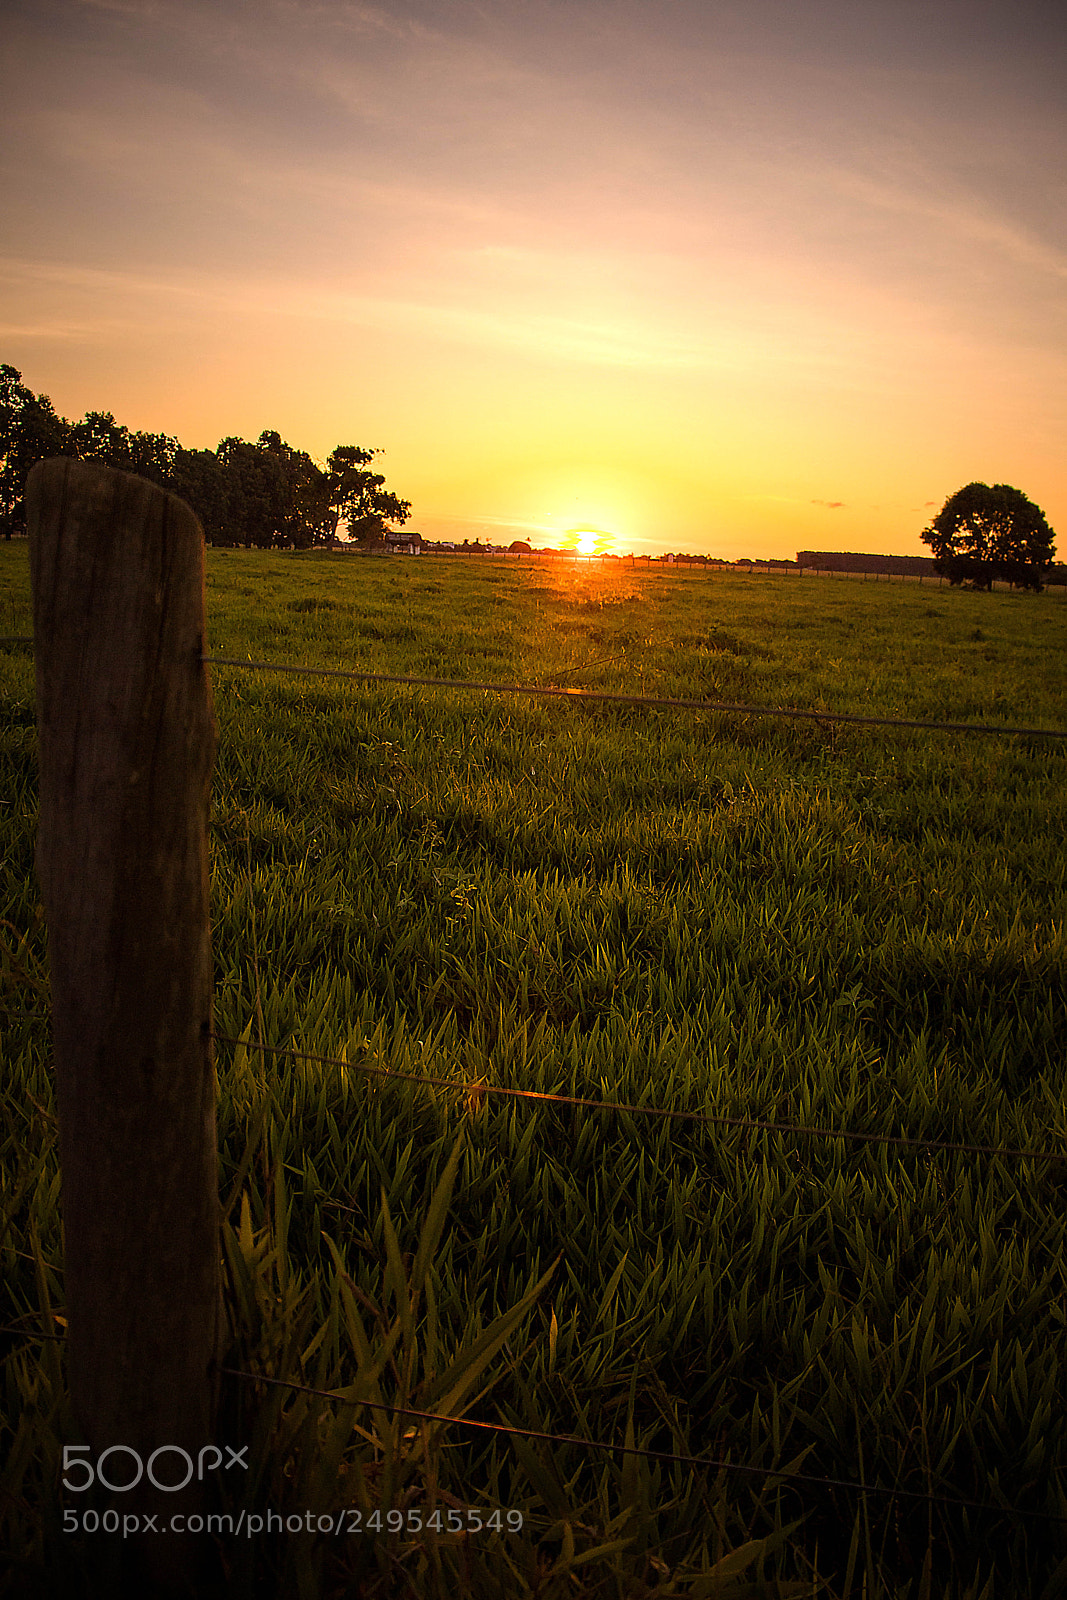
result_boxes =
[570,526,612,557]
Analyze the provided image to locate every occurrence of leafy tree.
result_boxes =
[68,410,135,470]
[214,436,292,549]
[256,431,334,549]
[210,433,379,550]
[67,410,183,491]
[326,445,411,547]
[921,482,1055,592]
[170,447,233,545]
[126,428,182,489]
[0,365,72,537]
[0,363,413,552]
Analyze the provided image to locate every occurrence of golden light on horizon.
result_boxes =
[1,0,1063,562]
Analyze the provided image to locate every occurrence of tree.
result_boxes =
[921,483,1056,592]
[67,411,184,493]
[170,447,233,545]
[212,436,291,549]
[325,445,411,548]
[126,428,182,490]
[254,431,336,548]
[69,410,136,471]
[0,363,414,551]
[0,365,72,537]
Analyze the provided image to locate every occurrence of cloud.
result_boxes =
[0,320,101,339]
[74,0,164,13]
[811,499,845,509]
[0,251,748,372]
[430,510,549,532]
[827,166,1067,283]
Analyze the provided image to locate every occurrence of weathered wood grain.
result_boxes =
[28,458,219,1586]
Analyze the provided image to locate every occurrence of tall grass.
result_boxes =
[2,547,1066,1595]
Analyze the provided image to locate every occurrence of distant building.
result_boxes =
[384,529,422,555]
[797,550,937,576]
[328,530,421,554]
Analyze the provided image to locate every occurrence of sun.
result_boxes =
[568,525,612,556]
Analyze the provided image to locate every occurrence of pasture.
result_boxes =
[2,543,1066,1597]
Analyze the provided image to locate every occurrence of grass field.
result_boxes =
[2,544,1067,1597]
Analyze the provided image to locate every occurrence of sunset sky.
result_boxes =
[2,0,1064,559]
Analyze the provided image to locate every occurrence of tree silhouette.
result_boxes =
[921,483,1055,591]
[256,430,334,548]
[170,448,232,545]
[0,363,412,551]
[0,366,71,537]
[325,445,412,547]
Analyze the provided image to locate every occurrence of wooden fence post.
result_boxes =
[28,459,220,1586]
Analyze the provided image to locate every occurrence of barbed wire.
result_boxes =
[200,655,1067,740]
[219,1366,1066,1526]
[211,1032,1067,1164]
[5,635,1063,738]
[3,1320,1059,1524]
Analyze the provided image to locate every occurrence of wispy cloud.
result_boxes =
[74,0,164,14]
[827,165,1067,282]
[3,0,1064,555]
[0,322,104,340]
[3,249,892,378]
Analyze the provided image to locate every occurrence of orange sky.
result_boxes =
[1,0,1064,559]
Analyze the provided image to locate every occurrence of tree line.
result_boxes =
[0,365,411,548]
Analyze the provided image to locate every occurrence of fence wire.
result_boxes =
[1,1325,1060,1527]
[218,1366,1067,1527]
[5,634,1065,738]
[201,654,1067,740]
[211,1032,1067,1165]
